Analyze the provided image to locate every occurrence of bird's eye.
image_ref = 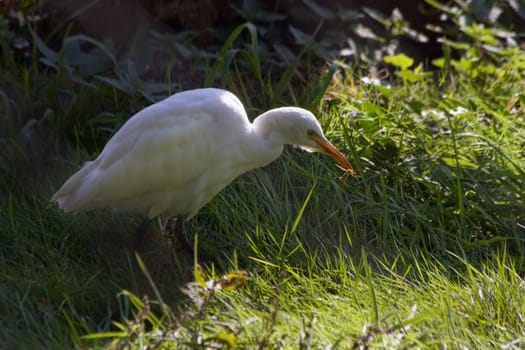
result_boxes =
[307,129,316,137]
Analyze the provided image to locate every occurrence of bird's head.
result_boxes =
[257,107,354,172]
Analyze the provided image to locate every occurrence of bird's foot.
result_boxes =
[163,216,194,253]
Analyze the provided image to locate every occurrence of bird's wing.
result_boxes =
[53,95,247,215]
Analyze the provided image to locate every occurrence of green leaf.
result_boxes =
[289,25,312,46]
[212,331,238,347]
[28,26,58,64]
[384,53,414,70]
[205,23,261,88]
[309,63,336,108]
[302,0,335,19]
[432,57,446,68]
[395,70,427,83]
[369,83,394,97]
[291,182,316,235]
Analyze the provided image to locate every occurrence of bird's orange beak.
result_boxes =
[310,134,354,176]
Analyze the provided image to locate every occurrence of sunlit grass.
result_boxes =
[81,247,525,348]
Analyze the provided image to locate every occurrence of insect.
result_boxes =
[337,163,356,181]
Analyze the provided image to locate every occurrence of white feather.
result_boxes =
[52,88,351,219]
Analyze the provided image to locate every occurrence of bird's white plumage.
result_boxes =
[52,88,351,220]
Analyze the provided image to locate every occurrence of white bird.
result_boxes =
[52,88,353,248]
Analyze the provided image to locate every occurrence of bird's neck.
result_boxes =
[248,108,289,165]
[253,109,278,138]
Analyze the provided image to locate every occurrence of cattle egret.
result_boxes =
[52,88,353,247]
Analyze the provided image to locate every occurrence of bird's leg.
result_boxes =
[162,216,178,235]
[133,218,153,251]
[171,215,194,253]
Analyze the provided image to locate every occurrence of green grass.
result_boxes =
[1,20,525,349]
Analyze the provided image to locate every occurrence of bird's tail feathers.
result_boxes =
[51,161,101,212]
